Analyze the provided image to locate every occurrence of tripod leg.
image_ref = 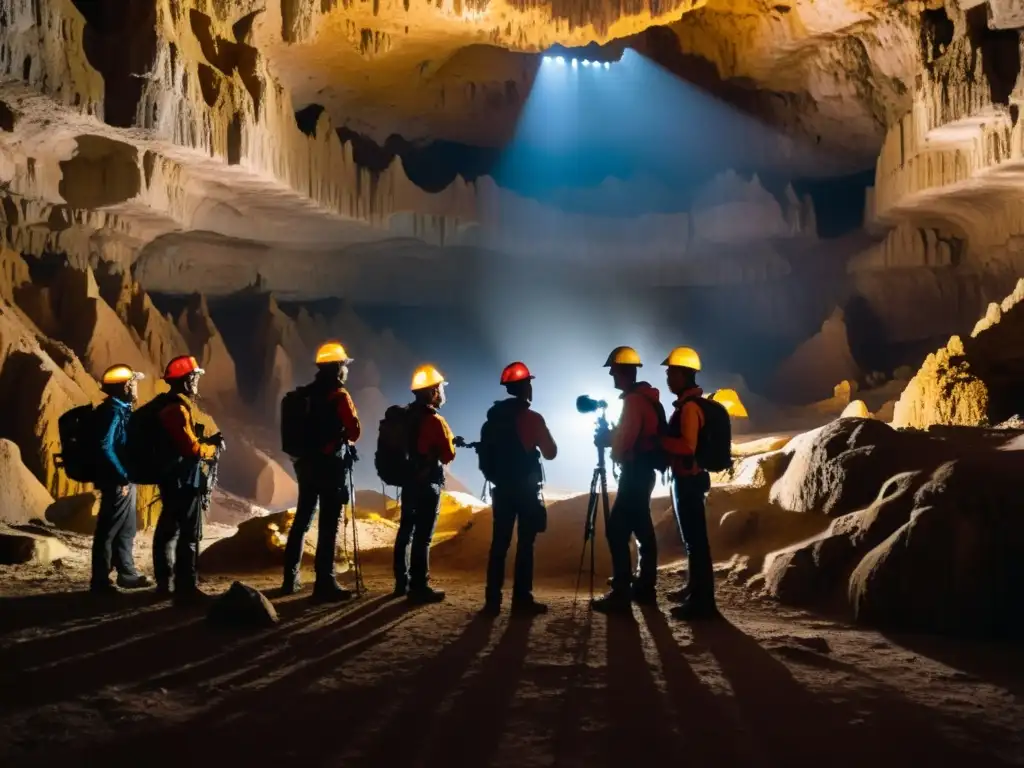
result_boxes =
[573,469,601,610]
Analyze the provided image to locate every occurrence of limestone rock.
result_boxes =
[207,581,279,629]
[177,294,239,407]
[0,439,55,526]
[771,308,862,404]
[0,523,70,565]
[218,438,298,510]
[840,399,871,419]
[45,491,101,535]
[200,509,345,573]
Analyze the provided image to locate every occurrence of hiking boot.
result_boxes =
[670,599,720,621]
[480,600,502,617]
[591,590,632,614]
[155,581,171,597]
[666,585,691,604]
[116,573,151,590]
[281,579,303,596]
[90,580,120,595]
[631,586,658,606]
[389,583,408,600]
[407,586,446,604]
[312,582,353,602]
[511,598,548,616]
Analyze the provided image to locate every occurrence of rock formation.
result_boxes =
[770,307,863,404]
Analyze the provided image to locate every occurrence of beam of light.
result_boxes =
[543,55,551,63]
[582,59,590,67]
[555,55,564,65]
[571,58,577,68]
[604,62,610,69]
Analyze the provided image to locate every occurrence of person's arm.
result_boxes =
[521,410,557,460]
[418,413,456,465]
[332,389,362,442]
[159,403,217,460]
[662,402,703,468]
[610,395,643,464]
[97,408,131,485]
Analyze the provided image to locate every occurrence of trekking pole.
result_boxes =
[348,462,364,596]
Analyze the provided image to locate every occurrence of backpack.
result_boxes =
[647,397,670,473]
[280,384,345,460]
[375,405,419,487]
[688,396,733,472]
[477,399,539,487]
[124,393,182,485]
[56,404,98,483]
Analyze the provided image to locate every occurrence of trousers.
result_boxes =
[284,460,349,585]
[153,484,203,593]
[606,465,657,592]
[91,484,139,585]
[485,483,546,603]
[393,482,442,590]
[672,472,714,605]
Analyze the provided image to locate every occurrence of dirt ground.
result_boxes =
[2,529,1024,767]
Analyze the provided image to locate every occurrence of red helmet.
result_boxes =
[163,355,205,380]
[500,361,534,385]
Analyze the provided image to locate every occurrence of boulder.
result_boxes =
[0,439,56,525]
[200,509,349,573]
[0,523,70,565]
[45,491,101,534]
[848,457,1024,637]
[207,581,279,629]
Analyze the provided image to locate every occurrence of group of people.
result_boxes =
[86,340,718,621]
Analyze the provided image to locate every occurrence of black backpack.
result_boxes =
[375,405,419,487]
[125,393,182,485]
[688,396,733,472]
[477,399,539,487]
[280,383,345,460]
[56,404,98,483]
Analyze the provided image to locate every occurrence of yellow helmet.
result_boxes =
[711,388,748,418]
[662,346,702,371]
[411,364,446,392]
[603,346,642,367]
[315,341,352,365]
[101,364,145,385]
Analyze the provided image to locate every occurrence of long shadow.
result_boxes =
[884,631,1024,700]
[420,614,536,768]
[690,617,1013,766]
[45,599,418,767]
[639,606,746,766]
[344,612,497,767]
[0,589,159,636]
[548,612,600,765]
[605,610,683,765]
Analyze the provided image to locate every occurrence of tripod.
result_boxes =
[573,413,612,610]
[345,450,365,597]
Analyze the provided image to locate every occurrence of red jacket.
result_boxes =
[611,382,662,465]
[662,387,706,476]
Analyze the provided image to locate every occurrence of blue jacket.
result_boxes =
[95,396,132,487]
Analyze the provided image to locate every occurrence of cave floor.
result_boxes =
[2,562,1024,766]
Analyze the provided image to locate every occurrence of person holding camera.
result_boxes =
[281,342,362,601]
[478,362,557,616]
[592,346,666,613]
[150,356,225,606]
[661,347,718,620]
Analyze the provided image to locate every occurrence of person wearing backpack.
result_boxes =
[480,362,557,616]
[592,346,666,613]
[390,364,455,604]
[661,346,719,620]
[90,364,150,594]
[149,355,225,605]
[280,342,361,601]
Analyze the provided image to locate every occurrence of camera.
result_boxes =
[576,395,608,414]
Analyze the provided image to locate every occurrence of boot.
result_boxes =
[480,600,502,617]
[511,597,548,616]
[591,590,631,614]
[389,582,408,600]
[312,581,353,602]
[407,586,446,604]
[281,577,303,596]
[116,573,151,590]
[670,598,719,621]
[90,580,120,595]
[631,584,658,606]
[155,581,172,598]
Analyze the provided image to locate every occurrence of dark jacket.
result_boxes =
[95,396,132,488]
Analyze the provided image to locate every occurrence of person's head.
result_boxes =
[163,356,205,398]
[314,342,351,386]
[661,347,701,396]
[101,365,144,406]
[603,346,642,393]
[411,365,446,408]
[500,361,534,403]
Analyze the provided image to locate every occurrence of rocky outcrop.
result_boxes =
[770,307,862,404]
[176,293,239,408]
[893,278,1024,429]
[218,438,298,510]
[0,439,56,526]
[0,523,70,565]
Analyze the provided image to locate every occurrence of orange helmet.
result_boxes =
[500,361,534,385]
[315,341,352,365]
[163,355,205,380]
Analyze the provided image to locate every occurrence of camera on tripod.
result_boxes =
[577,395,611,446]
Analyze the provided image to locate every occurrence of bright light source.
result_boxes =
[582,60,590,67]
[555,56,564,65]
[571,58,577,68]
[604,62,610,69]
[543,55,551,63]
